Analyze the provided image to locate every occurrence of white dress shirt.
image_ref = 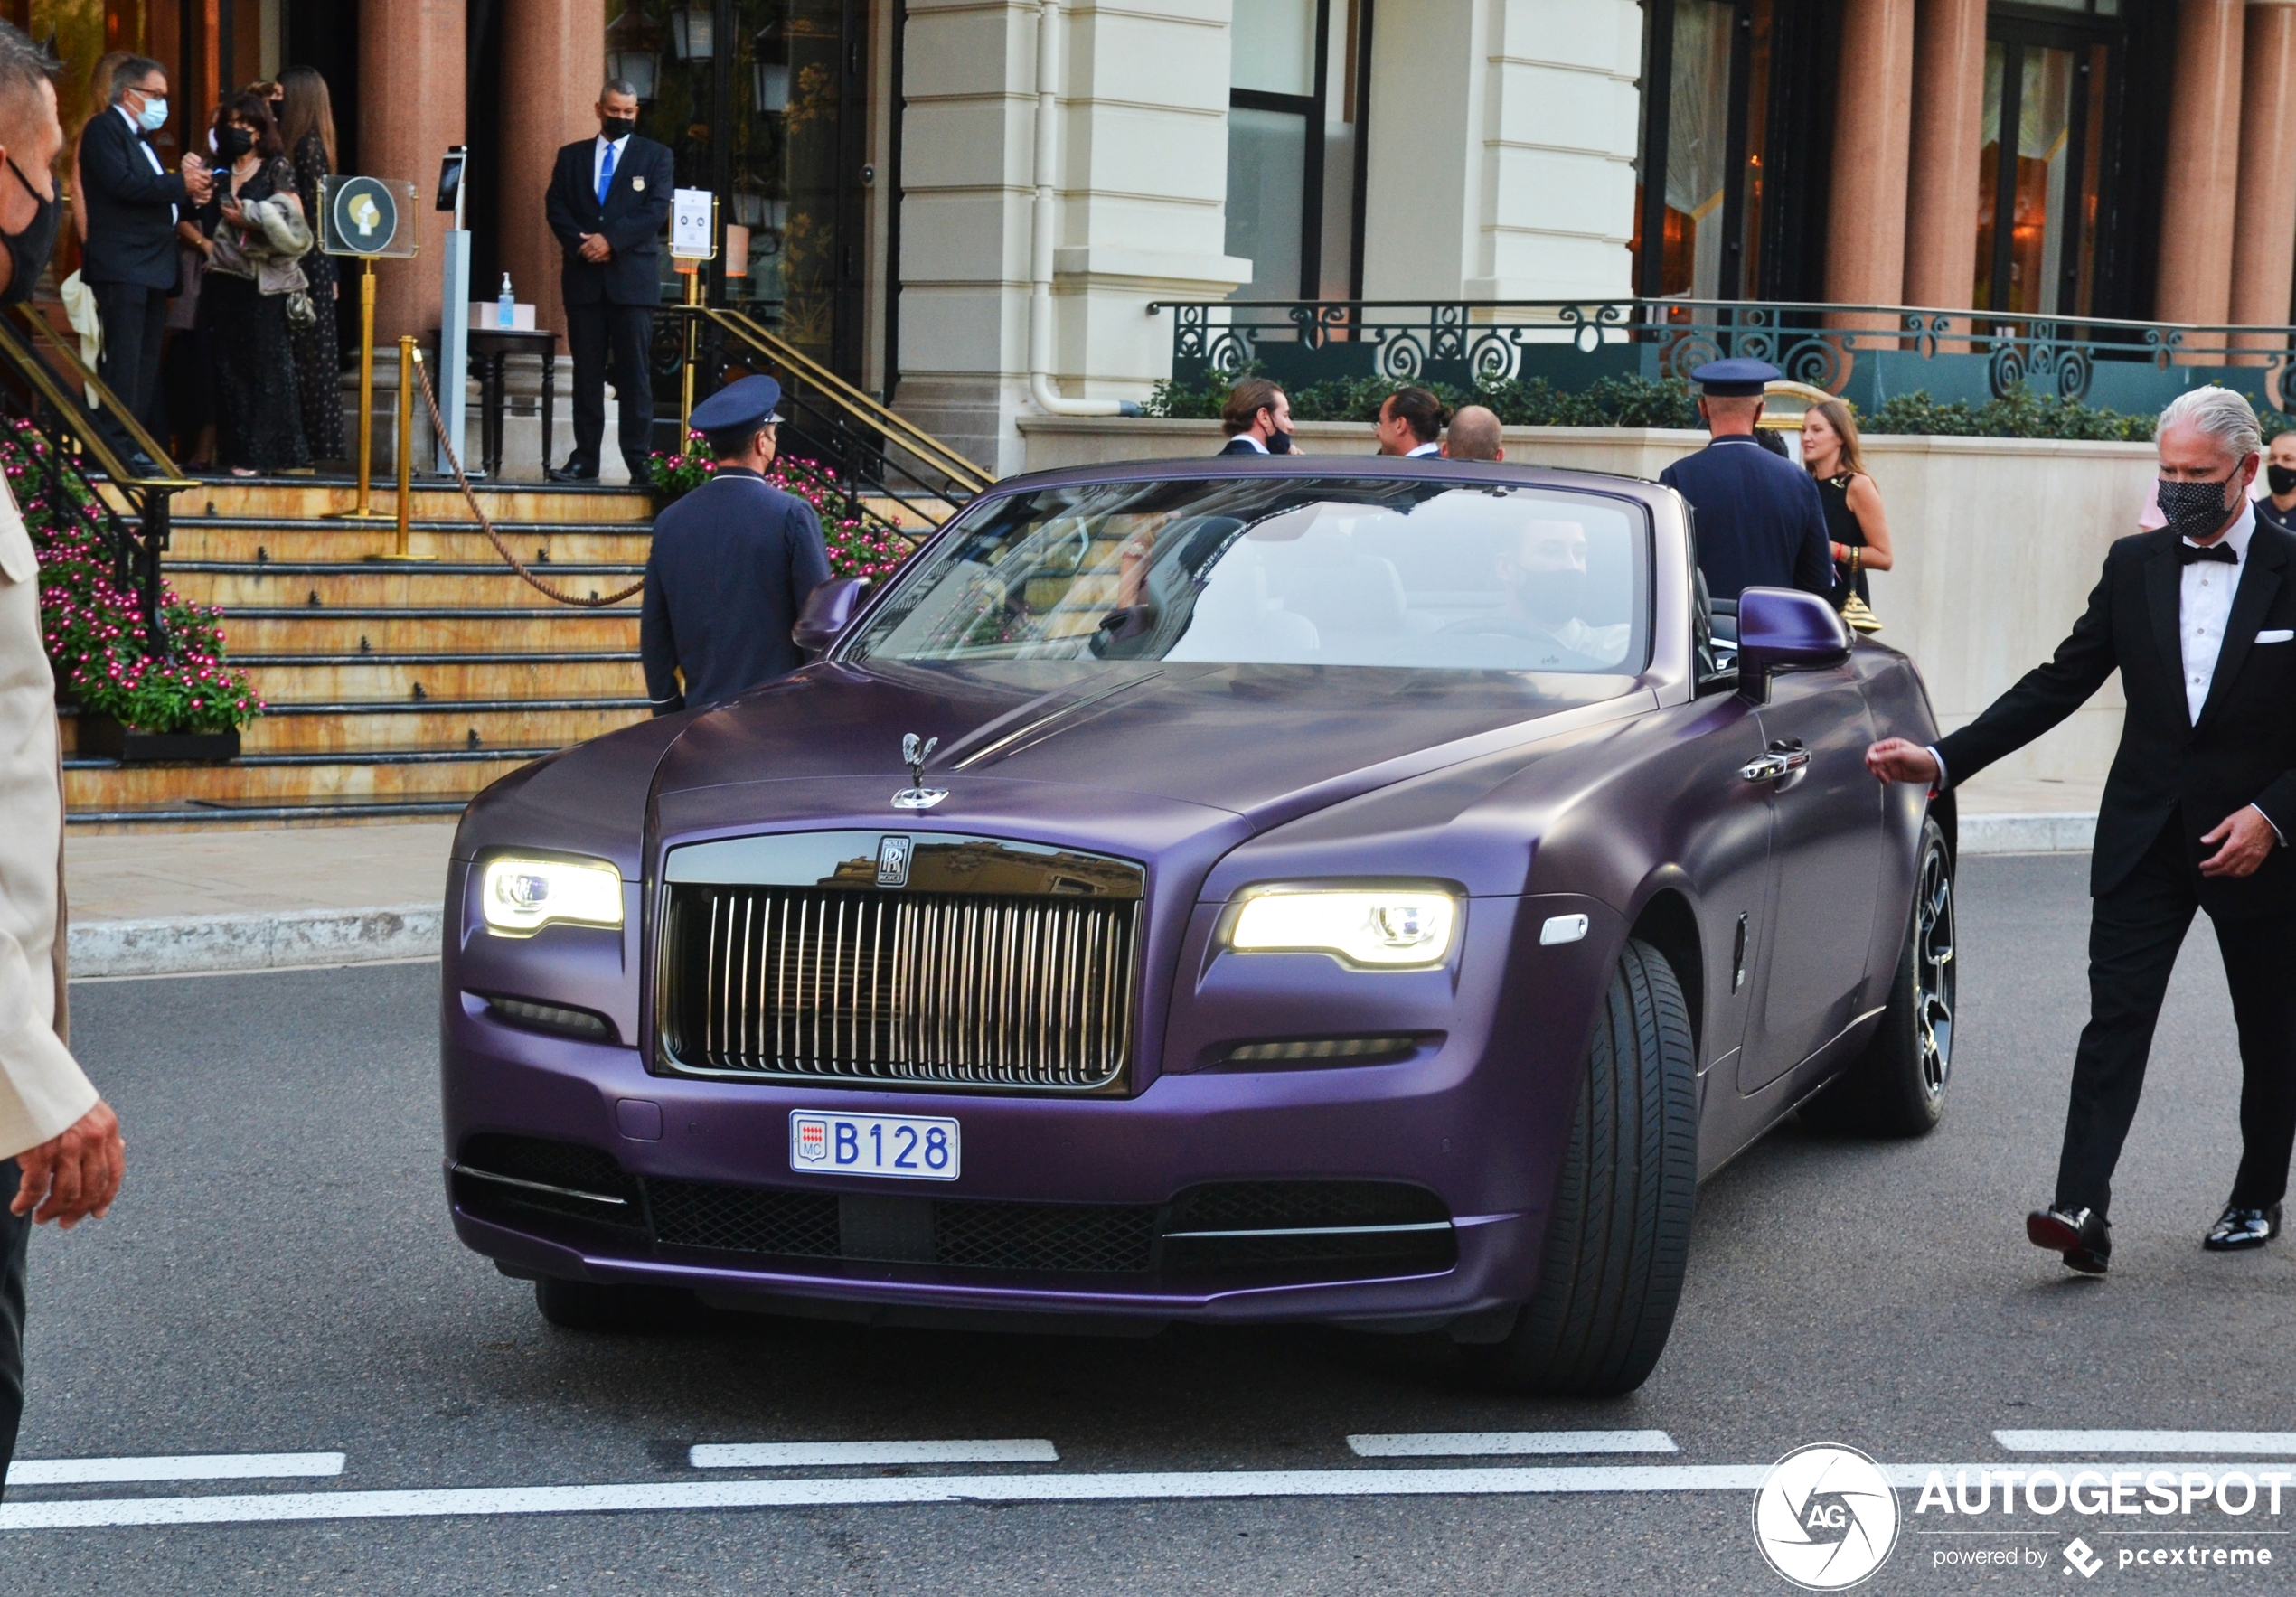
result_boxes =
[117,104,175,225]
[1406,441,1439,457]
[1228,433,1267,453]
[2178,498,2255,723]
[592,133,631,202]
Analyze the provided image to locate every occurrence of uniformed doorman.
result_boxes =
[640,376,833,714]
[1659,359,1835,602]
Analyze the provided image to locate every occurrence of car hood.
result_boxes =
[649,660,1652,860]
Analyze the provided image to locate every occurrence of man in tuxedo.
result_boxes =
[78,55,209,447]
[1375,387,1444,457]
[1218,377,1291,456]
[1868,386,2296,1273]
[1659,359,1833,601]
[544,80,673,482]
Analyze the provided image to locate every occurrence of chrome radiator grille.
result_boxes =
[660,885,1142,1090]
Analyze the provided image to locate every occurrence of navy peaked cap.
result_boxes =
[691,375,786,433]
[1689,358,1782,396]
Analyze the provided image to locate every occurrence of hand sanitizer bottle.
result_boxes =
[498,273,515,329]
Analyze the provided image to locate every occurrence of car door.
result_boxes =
[1736,663,1885,1095]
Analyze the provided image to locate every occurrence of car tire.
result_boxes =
[1471,936,1697,1398]
[1800,814,1955,1139]
[534,1275,688,1332]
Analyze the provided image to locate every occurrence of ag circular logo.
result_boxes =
[329,174,399,255]
[1753,1444,1900,1590]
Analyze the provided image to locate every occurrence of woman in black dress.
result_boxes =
[1801,399,1894,611]
[202,93,310,476]
[278,66,345,465]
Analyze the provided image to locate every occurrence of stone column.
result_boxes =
[1823,0,1916,314]
[502,0,607,354]
[2231,0,2296,346]
[1359,0,1642,301]
[2157,0,2246,326]
[1901,0,1988,314]
[360,0,466,344]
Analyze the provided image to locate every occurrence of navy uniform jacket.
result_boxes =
[1659,435,1835,601]
[545,136,676,306]
[640,469,833,713]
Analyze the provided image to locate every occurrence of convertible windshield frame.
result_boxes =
[838,471,1660,679]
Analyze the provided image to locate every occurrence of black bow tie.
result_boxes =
[2180,542,2238,565]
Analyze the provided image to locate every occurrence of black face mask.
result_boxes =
[0,159,60,308]
[2269,464,2296,497]
[1265,428,1292,455]
[2157,471,2241,540]
[214,125,253,160]
[601,116,636,142]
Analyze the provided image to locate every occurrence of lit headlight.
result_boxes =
[1228,888,1460,968]
[480,855,625,935]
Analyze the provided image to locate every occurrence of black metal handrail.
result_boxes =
[1154,296,2296,418]
[657,304,983,539]
[0,306,195,657]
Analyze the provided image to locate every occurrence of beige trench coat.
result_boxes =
[0,470,93,1161]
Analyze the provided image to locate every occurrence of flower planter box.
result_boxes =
[76,714,240,765]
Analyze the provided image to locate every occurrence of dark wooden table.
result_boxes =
[465,327,558,481]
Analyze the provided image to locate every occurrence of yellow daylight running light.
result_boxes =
[1229,888,1459,968]
[481,855,625,935]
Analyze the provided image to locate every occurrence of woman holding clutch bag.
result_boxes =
[1802,399,1893,614]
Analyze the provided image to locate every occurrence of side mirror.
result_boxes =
[792,577,867,657]
[1735,586,1850,701]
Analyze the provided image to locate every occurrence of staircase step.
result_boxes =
[221,609,640,653]
[66,747,544,808]
[165,521,655,565]
[172,562,645,610]
[61,700,652,756]
[165,479,653,524]
[235,654,643,702]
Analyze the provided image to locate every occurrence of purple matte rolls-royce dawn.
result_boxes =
[439,456,1957,1395]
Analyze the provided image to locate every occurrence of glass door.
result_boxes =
[1226,0,1330,300]
[1976,19,2110,317]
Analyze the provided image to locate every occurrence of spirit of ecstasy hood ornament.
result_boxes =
[892,733,946,810]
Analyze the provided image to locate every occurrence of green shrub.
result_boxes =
[1145,364,1699,429]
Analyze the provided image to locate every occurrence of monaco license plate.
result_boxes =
[789,1110,961,1181]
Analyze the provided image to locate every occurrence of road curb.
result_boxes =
[1957,811,2096,856]
[68,905,441,980]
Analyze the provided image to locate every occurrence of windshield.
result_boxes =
[846,476,1651,673]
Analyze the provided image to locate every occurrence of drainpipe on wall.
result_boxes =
[1030,0,1141,417]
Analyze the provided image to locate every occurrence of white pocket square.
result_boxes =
[2257,629,2294,643]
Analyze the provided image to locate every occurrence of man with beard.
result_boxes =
[1867,385,2296,1272]
[0,23,128,1493]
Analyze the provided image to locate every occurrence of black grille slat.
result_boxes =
[934,1201,1158,1273]
[650,1181,843,1257]
[665,885,1141,1090]
[1167,1181,1451,1233]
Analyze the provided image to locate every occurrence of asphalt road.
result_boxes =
[5,851,2293,1595]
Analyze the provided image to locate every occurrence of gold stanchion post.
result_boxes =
[336,258,393,521]
[365,337,434,561]
[679,265,702,437]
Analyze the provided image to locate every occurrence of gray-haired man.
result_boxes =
[1868,385,2296,1273]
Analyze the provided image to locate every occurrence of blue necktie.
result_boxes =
[597,141,616,207]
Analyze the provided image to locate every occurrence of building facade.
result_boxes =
[16,0,2296,473]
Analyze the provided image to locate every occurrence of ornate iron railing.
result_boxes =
[1156,297,2296,418]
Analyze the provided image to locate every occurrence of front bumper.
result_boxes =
[441,890,1621,1328]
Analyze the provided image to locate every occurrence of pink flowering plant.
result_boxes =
[6,422,262,735]
[647,429,921,584]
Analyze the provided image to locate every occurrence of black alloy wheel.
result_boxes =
[1802,813,1955,1137]
[1469,937,1698,1397]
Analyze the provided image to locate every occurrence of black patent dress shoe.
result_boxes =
[2203,1203,2282,1251]
[2028,1205,2112,1274]
[546,461,598,483]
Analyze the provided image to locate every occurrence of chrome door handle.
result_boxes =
[1740,749,1811,782]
